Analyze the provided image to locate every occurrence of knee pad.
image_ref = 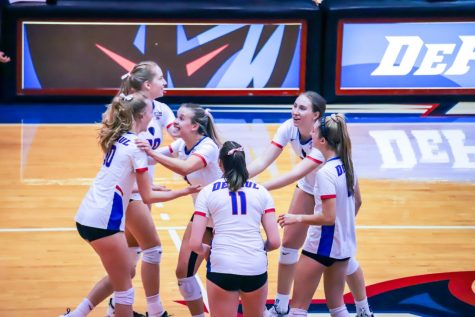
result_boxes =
[177,276,202,301]
[142,246,162,264]
[114,287,135,306]
[346,257,359,276]
[289,307,307,316]
[279,247,299,265]
[129,247,142,266]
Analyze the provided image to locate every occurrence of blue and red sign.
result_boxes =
[336,20,475,95]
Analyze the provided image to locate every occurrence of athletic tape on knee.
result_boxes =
[279,247,299,265]
[129,247,142,266]
[114,287,135,306]
[178,276,202,301]
[142,246,162,264]
[346,257,359,276]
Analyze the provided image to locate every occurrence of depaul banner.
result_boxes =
[337,21,475,95]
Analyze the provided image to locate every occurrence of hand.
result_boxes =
[187,184,202,194]
[277,214,300,227]
[0,51,11,63]
[152,184,170,192]
[135,139,153,154]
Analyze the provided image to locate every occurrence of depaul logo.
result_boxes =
[338,21,475,94]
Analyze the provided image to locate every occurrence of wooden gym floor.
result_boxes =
[0,124,474,316]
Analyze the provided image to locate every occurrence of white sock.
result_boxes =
[146,294,164,317]
[71,298,94,317]
[329,304,350,317]
[274,293,290,312]
[192,314,205,317]
[289,307,307,316]
[355,297,371,314]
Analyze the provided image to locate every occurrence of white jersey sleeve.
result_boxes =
[192,139,219,167]
[194,184,212,218]
[131,145,149,173]
[271,119,294,149]
[306,147,325,165]
[261,187,276,215]
[316,167,337,200]
[153,100,175,130]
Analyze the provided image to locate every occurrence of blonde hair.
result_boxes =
[181,103,222,147]
[119,61,159,94]
[319,113,355,194]
[98,93,148,153]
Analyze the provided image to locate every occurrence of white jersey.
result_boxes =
[272,119,324,194]
[130,100,175,200]
[194,178,275,276]
[75,133,149,231]
[303,157,356,259]
[157,136,221,200]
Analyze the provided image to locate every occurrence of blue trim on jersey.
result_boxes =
[327,157,340,162]
[184,136,207,155]
[107,192,124,230]
[316,225,335,257]
[297,129,312,145]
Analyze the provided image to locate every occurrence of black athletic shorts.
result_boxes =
[302,250,350,267]
[206,271,267,292]
[76,222,121,242]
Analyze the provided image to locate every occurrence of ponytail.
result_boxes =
[181,103,222,147]
[98,93,149,153]
[219,141,249,192]
[119,61,159,95]
[320,114,355,194]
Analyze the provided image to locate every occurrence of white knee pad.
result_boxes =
[129,247,142,266]
[279,247,299,265]
[289,307,308,316]
[114,287,135,306]
[142,246,162,264]
[178,276,202,301]
[346,257,359,276]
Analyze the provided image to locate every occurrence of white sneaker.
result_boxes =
[105,298,115,317]
[105,297,147,317]
[356,308,375,317]
[267,305,290,317]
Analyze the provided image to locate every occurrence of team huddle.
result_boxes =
[60,61,374,317]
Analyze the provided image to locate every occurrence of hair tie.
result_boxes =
[121,72,130,80]
[227,147,244,156]
[119,93,133,101]
[204,108,212,117]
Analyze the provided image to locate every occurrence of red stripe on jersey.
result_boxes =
[321,194,336,200]
[168,145,173,154]
[271,141,283,149]
[166,122,174,129]
[306,156,323,164]
[264,208,276,213]
[115,185,124,196]
[193,153,207,167]
[194,211,206,217]
[136,167,149,174]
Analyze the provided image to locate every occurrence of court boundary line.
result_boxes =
[1,225,474,233]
